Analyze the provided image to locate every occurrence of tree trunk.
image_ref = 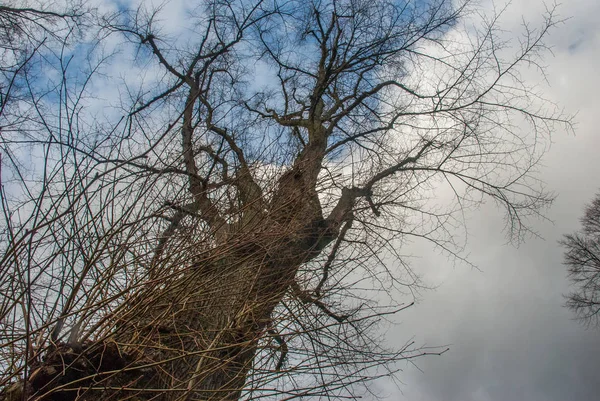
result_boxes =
[3,71,351,400]
[12,167,342,401]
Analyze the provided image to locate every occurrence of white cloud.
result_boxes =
[376,1,600,400]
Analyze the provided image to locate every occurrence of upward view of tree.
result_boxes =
[0,0,570,400]
[561,192,600,327]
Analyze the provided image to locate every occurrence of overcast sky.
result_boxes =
[23,0,599,398]
[370,0,600,399]
[97,0,600,398]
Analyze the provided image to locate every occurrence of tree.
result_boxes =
[0,0,569,399]
[561,192,600,327]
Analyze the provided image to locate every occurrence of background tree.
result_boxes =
[561,192,600,327]
[0,0,570,400]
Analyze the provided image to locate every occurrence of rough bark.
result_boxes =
[18,221,341,400]
[4,117,352,400]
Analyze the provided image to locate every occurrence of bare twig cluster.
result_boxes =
[562,192,600,328]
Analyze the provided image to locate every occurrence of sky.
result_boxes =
[372,0,600,399]
[86,0,600,399]
[5,0,599,399]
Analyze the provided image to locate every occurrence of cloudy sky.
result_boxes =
[7,0,598,398]
[90,0,600,398]
[372,0,600,399]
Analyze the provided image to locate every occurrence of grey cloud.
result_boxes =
[371,1,600,399]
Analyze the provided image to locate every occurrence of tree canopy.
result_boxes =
[0,0,570,399]
[562,192,600,327]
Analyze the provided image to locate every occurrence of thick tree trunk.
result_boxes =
[9,184,341,401]
[2,81,352,401]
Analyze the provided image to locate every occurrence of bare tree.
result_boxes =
[561,192,600,328]
[0,0,570,400]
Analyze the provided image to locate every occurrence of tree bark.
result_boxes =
[10,161,349,400]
